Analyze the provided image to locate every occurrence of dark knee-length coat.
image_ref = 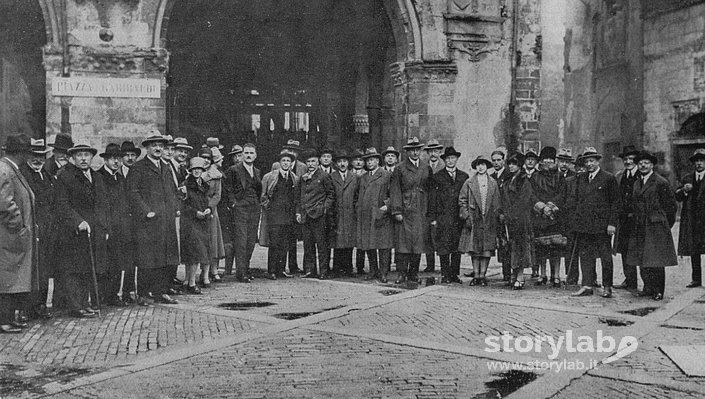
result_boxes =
[428,168,469,255]
[97,167,133,270]
[626,173,678,268]
[331,170,359,248]
[54,164,110,274]
[180,175,211,265]
[357,168,393,250]
[390,160,433,253]
[126,157,179,269]
[675,172,705,256]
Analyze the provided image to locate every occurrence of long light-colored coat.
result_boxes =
[0,158,36,294]
[357,168,393,250]
[458,173,501,254]
[390,160,432,253]
[331,170,359,248]
[626,173,678,268]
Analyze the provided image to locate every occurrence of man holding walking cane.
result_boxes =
[55,144,109,318]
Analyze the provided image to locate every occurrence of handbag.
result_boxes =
[533,234,568,247]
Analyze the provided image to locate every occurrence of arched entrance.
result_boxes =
[162,0,415,169]
[0,0,47,144]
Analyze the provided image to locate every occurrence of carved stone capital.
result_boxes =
[390,61,459,87]
[353,114,370,134]
[43,46,169,74]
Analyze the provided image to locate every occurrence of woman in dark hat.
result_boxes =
[459,155,502,286]
[627,151,678,301]
[180,157,212,294]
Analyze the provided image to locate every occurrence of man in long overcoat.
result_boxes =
[97,143,133,306]
[675,148,705,288]
[627,151,678,300]
[357,148,394,282]
[296,149,336,279]
[613,145,640,290]
[429,147,468,283]
[19,139,55,318]
[55,144,109,318]
[570,148,620,298]
[351,149,367,276]
[490,149,512,281]
[390,137,433,284]
[331,150,359,277]
[423,139,444,272]
[0,134,36,333]
[126,134,180,304]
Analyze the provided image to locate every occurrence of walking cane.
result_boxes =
[564,233,579,290]
[86,231,101,317]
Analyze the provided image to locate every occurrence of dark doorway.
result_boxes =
[165,0,397,171]
[0,0,46,144]
[673,113,705,181]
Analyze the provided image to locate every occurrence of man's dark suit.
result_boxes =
[429,168,469,280]
[570,168,620,288]
[297,168,335,277]
[224,163,262,281]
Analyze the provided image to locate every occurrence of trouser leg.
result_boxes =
[692,255,702,284]
[367,250,379,276]
[379,249,391,278]
[312,218,330,276]
[63,272,89,311]
[396,253,408,280]
[451,253,462,278]
[302,220,317,275]
[621,254,638,288]
[425,252,435,271]
[439,254,450,279]
[356,248,366,273]
[598,235,614,288]
[408,254,421,281]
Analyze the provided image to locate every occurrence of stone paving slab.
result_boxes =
[50,329,543,399]
[551,374,703,398]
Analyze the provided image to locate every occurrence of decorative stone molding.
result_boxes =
[390,61,459,87]
[43,47,169,74]
[353,114,370,134]
[444,0,507,62]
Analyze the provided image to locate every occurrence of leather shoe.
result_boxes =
[633,290,653,298]
[17,311,29,323]
[423,266,435,273]
[379,276,388,283]
[571,287,594,297]
[11,320,28,329]
[185,285,202,295]
[686,281,702,288]
[440,277,451,284]
[463,272,475,278]
[302,272,317,279]
[158,294,178,304]
[268,273,277,280]
[653,293,664,301]
[71,309,99,318]
[601,287,613,298]
[0,324,23,333]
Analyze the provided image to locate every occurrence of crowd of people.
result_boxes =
[1,132,703,334]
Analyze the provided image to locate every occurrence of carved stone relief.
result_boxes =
[444,0,507,62]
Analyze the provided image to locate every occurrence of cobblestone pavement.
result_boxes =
[1,239,703,398]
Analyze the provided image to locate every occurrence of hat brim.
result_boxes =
[362,154,383,160]
[175,145,193,151]
[228,150,243,156]
[441,152,461,159]
[635,155,658,164]
[556,155,574,161]
[689,154,705,162]
[99,151,124,158]
[282,145,300,150]
[403,144,425,150]
[68,147,98,156]
[471,159,493,169]
[142,138,168,147]
[30,149,51,155]
[382,151,400,157]
[619,150,639,158]
[424,144,444,151]
[577,153,602,161]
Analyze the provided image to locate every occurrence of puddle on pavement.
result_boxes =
[217,302,276,310]
[379,290,403,296]
[0,364,93,397]
[619,307,658,317]
[472,370,539,398]
[273,305,345,320]
[599,317,635,327]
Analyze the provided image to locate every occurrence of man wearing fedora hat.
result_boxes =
[330,150,360,277]
[357,148,394,282]
[613,145,641,290]
[120,140,141,178]
[556,148,576,179]
[126,133,180,304]
[429,147,468,283]
[0,134,37,332]
[297,148,335,279]
[676,148,705,288]
[390,137,433,284]
[350,148,368,275]
[569,147,620,298]
[54,143,110,317]
[44,133,74,179]
[20,139,56,318]
[228,144,244,166]
[628,151,677,300]
[423,139,444,273]
[97,143,133,306]
[382,146,399,173]
[206,137,224,150]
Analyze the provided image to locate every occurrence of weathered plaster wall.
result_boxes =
[539,0,564,148]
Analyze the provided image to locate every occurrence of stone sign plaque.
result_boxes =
[51,77,161,98]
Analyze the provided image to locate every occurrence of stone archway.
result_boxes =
[159,0,422,169]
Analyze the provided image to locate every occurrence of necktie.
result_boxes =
[589,173,593,183]
[342,173,346,182]
[37,171,43,181]
[84,171,92,183]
